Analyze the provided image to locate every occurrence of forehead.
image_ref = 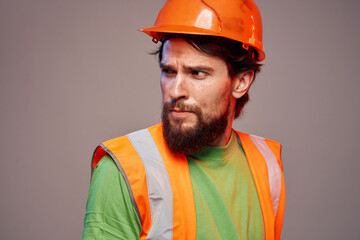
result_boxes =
[161,38,226,67]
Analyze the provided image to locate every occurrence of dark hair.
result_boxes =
[153,34,262,119]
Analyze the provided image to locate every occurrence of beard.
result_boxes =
[162,99,230,156]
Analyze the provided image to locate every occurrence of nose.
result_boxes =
[169,73,188,100]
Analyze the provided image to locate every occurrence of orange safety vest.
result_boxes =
[92,123,285,240]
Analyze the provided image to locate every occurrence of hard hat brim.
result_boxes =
[139,25,265,62]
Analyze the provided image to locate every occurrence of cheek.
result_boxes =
[203,86,231,114]
[200,81,229,103]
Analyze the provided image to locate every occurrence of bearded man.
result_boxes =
[82,1,285,239]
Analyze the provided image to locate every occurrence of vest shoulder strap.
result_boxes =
[236,131,285,240]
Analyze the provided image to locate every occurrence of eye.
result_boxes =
[161,68,176,78]
[191,70,207,79]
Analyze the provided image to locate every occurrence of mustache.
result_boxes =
[164,100,200,113]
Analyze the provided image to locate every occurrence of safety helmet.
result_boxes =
[139,0,265,61]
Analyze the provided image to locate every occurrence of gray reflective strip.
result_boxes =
[249,135,282,216]
[127,129,173,240]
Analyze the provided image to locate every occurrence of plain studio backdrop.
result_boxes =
[1,0,359,239]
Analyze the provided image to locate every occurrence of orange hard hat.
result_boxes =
[139,0,265,61]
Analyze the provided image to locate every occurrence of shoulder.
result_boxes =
[88,155,127,206]
[84,154,142,239]
[92,123,163,171]
[93,154,118,177]
[234,130,283,166]
[102,123,163,147]
[90,155,124,191]
[234,130,281,147]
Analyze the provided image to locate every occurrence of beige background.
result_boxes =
[1,0,359,239]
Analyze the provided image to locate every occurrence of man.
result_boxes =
[82,0,285,239]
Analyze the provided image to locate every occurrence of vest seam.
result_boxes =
[99,143,142,224]
[91,145,101,178]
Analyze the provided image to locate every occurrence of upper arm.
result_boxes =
[82,155,141,239]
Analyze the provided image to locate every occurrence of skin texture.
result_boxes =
[160,38,254,148]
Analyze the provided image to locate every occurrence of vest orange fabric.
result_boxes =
[92,123,285,240]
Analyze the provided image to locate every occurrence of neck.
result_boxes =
[211,117,234,147]
[211,98,236,147]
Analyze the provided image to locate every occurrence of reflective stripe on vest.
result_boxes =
[127,129,173,240]
[249,135,282,216]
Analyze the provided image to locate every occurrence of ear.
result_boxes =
[231,70,254,99]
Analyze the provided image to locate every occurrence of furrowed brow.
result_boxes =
[159,62,172,69]
[184,65,214,73]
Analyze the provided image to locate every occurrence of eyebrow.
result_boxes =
[159,63,214,73]
[159,62,170,69]
[184,65,214,73]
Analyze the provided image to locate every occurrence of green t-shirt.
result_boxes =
[82,131,264,239]
[187,131,264,239]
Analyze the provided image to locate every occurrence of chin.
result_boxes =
[169,114,196,128]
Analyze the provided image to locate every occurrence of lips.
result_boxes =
[170,108,194,118]
[170,107,191,112]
